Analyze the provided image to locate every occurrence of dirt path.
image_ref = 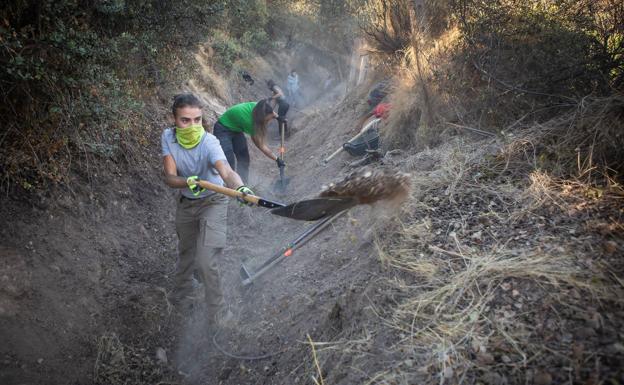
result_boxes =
[167,85,386,383]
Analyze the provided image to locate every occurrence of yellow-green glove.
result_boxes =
[186,176,205,196]
[236,185,255,206]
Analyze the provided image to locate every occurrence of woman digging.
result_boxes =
[161,93,254,324]
[213,99,285,183]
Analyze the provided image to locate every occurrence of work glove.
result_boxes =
[236,185,255,206]
[276,158,286,169]
[186,176,206,196]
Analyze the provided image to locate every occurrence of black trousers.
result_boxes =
[213,121,250,183]
[276,99,290,121]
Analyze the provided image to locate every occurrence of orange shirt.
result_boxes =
[373,103,391,119]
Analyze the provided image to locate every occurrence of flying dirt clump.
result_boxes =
[319,167,411,204]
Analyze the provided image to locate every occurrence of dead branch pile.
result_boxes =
[495,96,624,182]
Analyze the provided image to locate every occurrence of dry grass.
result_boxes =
[306,334,326,385]
[94,332,165,385]
[321,132,624,384]
[371,181,621,383]
[494,96,624,182]
[381,26,464,150]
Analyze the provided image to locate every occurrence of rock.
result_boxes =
[585,313,601,330]
[603,241,617,255]
[471,231,483,241]
[443,366,454,379]
[477,351,495,365]
[575,327,596,339]
[218,367,232,380]
[155,347,167,364]
[478,216,491,225]
[533,370,552,385]
[606,342,624,355]
[481,372,505,385]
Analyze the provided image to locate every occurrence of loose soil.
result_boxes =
[1,49,622,385]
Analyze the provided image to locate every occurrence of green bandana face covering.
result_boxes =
[175,124,205,149]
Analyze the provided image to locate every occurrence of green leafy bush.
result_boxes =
[0,0,227,193]
[211,31,247,70]
[455,0,622,99]
[241,30,274,55]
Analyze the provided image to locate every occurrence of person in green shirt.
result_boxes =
[213,99,284,183]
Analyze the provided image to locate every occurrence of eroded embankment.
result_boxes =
[0,43,359,385]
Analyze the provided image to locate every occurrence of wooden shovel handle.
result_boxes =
[197,180,260,205]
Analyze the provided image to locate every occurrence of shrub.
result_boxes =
[0,0,227,194]
[211,31,246,70]
[453,0,622,99]
[241,30,274,55]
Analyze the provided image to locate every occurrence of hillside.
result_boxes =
[1,1,623,384]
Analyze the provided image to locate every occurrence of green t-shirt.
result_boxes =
[218,102,257,135]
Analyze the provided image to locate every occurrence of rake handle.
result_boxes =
[324,118,381,164]
[323,147,344,163]
[242,210,347,285]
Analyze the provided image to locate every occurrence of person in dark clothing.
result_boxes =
[267,79,289,122]
[367,80,391,109]
[355,80,392,132]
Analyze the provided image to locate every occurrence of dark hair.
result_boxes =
[266,79,275,89]
[171,93,203,116]
[251,99,274,144]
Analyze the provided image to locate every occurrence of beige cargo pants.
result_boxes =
[173,193,228,316]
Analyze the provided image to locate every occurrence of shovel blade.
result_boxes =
[240,264,252,280]
[270,197,357,221]
[272,176,292,194]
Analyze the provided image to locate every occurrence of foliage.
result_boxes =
[266,0,363,55]
[358,0,413,54]
[364,0,623,180]
[241,30,274,56]
[358,0,451,56]
[211,30,247,70]
[453,0,624,99]
[227,0,269,39]
[0,0,279,195]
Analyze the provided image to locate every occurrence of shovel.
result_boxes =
[273,119,291,193]
[196,180,356,221]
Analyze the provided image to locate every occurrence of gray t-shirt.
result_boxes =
[161,128,228,199]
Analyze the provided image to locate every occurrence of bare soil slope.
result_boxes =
[2,49,622,385]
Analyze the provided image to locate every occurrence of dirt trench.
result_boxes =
[0,46,383,384]
[4,46,623,384]
[174,91,396,384]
